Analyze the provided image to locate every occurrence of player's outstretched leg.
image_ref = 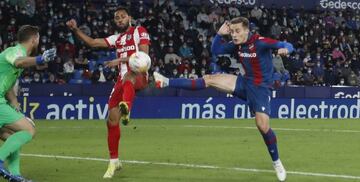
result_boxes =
[104,81,125,178]
[0,126,33,182]
[9,175,33,182]
[103,156,122,179]
[255,113,286,181]
[0,127,20,176]
[153,72,169,88]
[120,71,138,126]
[8,149,20,175]
[0,117,34,181]
[0,160,13,181]
[104,121,123,179]
[120,80,135,125]
[153,72,206,90]
[104,108,123,178]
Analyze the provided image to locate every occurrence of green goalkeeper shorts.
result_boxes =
[0,103,24,127]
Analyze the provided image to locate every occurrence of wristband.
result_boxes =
[36,56,44,64]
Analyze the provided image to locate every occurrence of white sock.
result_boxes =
[273,159,281,165]
[110,158,119,164]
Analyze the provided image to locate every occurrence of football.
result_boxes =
[129,51,151,73]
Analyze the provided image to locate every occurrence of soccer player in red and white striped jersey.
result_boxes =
[67,6,150,178]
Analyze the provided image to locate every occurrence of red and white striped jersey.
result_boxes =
[104,26,150,78]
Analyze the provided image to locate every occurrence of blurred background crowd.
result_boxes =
[1,0,360,86]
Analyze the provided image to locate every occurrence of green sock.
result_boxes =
[7,149,20,175]
[0,131,32,161]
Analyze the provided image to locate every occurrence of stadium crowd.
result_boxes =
[1,0,360,86]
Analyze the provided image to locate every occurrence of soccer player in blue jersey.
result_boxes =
[154,17,293,181]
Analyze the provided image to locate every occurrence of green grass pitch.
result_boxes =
[14,119,360,182]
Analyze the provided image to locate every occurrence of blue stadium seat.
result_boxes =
[88,61,96,71]
[73,70,82,79]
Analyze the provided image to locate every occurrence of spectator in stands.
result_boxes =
[293,70,304,85]
[303,68,315,86]
[171,69,180,78]
[2,1,360,86]
[273,54,285,73]
[347,71,359,86]
[350,54,360,74]
[303,52,316,70]
[312,62,325,85]
[189,69,198,79]
[91,64,107,83]
[164,58,177,77]
[179,42,193,59]
[164,47,182,64]
[341,63,352,81]
[58,42,76,61]
[270,21,281,39]
[182,69,190,79]
[200,68,206,77]
[250,6,263,20]
[198,58,209,74]
[32,72,41,84]
[332,47,346,62]
[289,54,303,73]
[48,57,64,79]
[105,68,117,82]
[177,59,192,74]
[46,73,57,84]
[64,59,75,82]
[324,67,339,85]
[74,57,89,70]
[314,52,325,65]
[338,78,346,86]
[197,7,211,30]
[228,3,240,18]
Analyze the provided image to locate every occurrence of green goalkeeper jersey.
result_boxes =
[0,44,26,103]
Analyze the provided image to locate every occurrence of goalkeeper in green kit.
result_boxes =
[0,25,56,182]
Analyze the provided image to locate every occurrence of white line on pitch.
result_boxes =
[182,125,360,133]
[42,125,360,133]
[21,153,360,180]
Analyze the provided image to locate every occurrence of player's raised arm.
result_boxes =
[66,19,108,48]
[258,37,294,56]
[13,48,57,68]
[211,21,236,56]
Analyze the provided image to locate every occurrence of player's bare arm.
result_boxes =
[66,19,108,48]
[13,57,37,68]
[139,44,149,54]
[14,48,56,68]
[104,44,149,68]
[104,58,127,68]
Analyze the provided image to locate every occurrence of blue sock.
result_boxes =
[261,128,279,161]
[169,78,206,90]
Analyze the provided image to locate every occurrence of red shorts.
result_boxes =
[108,73,148,109]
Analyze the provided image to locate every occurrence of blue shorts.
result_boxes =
[232,76,271,116]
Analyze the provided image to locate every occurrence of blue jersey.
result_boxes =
[211,33,294,87]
